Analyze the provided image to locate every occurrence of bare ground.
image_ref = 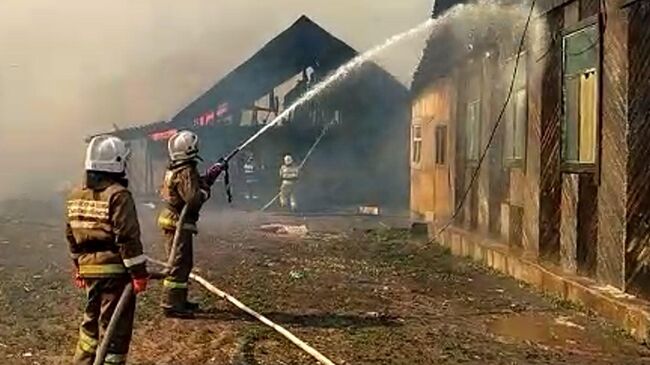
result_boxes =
[1,204,649,365]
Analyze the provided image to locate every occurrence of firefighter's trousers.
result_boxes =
[279,180,297,211]
[161,228,194,309]
[73,277,135,365]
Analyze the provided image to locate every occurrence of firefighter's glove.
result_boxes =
[132,277,148,294]
[73,270,85,289]
[203,158,228,187]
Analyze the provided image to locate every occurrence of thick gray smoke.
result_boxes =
[0,0,430,199]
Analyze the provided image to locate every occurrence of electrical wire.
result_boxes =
[433,0,537,238]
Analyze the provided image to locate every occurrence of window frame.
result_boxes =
[560,17,601,174]
[465,99,481,163]
[435,124,448,166]
[502,52,529,169]
[411,124,423,167]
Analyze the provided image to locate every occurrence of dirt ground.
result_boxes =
[1,202,650,365]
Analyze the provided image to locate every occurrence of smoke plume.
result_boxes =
[0,0,431,199]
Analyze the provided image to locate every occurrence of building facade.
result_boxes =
[411,0,650,298]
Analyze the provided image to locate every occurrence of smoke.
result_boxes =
[0,0,431,199]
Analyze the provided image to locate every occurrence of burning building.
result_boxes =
[96,16,410,212]
[411,0,650,306]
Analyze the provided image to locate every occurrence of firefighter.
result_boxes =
[66,135,148,365]
[243,152,259,202]
[157,130,212,318]
[279,154,299,211]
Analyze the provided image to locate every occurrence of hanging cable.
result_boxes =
[434,0,537,237]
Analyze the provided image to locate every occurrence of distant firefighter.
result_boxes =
[66,135,148,365]
[279,154,299,211]
[243,153,259,201]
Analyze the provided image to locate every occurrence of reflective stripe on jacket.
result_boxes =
[158,160,207,232]
[280,165,299,181]
[65,178,147,279]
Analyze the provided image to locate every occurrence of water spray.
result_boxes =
[220,4,470,164]
[142,5,534,365]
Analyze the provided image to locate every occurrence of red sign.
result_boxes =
[193,102,230,127]
[149,129,177,141]
[216,102,229,117]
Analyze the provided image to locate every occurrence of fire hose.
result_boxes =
[96,117,339,364]
[92,283,132,365]
[261,121,334,212]
[94,205,337,365]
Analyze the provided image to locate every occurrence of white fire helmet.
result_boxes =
[168,130,199,162]
[284,154,293,165]
[84,135,130,174]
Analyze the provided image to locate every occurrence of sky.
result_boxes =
[0,0,432,198]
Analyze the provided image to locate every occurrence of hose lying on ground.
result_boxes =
[147,257,337,365]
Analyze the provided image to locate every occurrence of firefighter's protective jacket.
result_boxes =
[158,160,209,232]
[66,178,147,279]
[280,164,299,181]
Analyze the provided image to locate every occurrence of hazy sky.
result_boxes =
[0,0,432,198]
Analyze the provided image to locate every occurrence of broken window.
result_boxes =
[562,24,599,165]
[466,100,480,161]
[504,55,527,165]
[412,125,423,164]
[435,125,447,165]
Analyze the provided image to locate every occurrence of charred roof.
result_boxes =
[412,0,523,96]
[432,0,468,16]
[171,15,357,127]
[97,15,407,141]
[411,0,471,96]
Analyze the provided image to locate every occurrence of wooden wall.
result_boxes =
[410,0,650,297]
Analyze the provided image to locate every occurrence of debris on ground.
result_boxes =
[594,284,637,300]
[259,224,309,237]
[410,222,428,236]
[555,316,586,330]
[289,270,305,280]
[358,206,380,216]
[1,210,648,364]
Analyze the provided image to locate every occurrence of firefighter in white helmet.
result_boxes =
[66,135,148,365]
[279,154,299,211]
[157,130,212,318]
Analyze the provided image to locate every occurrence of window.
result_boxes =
[562,24,599,166]
[412,125,423,164]
[435,125,447,165]
[466,100,480,161]
[504,56,527,164]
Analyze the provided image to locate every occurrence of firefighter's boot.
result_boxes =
[185,300,200,312]
[162,287,195,319]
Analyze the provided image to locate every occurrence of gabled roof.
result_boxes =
[412,0,524,96]
[411,25,460,96]
[86,120,170,142]
[432,0,467,16]
[411,0,471,95]
[170,15,357,127]
[96,15,407,141]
